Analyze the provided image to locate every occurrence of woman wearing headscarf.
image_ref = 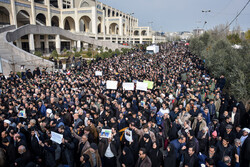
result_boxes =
[164,144,176,167]
[119,146,134,167]
[139,134,152,154]
[149,142,163,167]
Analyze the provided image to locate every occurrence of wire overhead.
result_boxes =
[221,0,250,32]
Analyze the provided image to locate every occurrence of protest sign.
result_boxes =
[106,80,118,90]
[95,71,102,76]
[51,131,63,144]
[136,82,148,91]
[122,82,134,91]
[100,129,112,138]
[143,80,154,89]
[125,129,133,142]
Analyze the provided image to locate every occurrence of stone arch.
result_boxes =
[141,30,147,36]
[63,16,75,32]
[79,15,91,32]
[116,12,119,17]
[123,23,125,35]
[134,30,139,36]
[97,4,101,9]
[97,16,102,33]
[108,9,111,17]
[36,13,46,26]
[80,1,89,7]
[103,7,106,16]
[109,23,119,35]
[0,6,10,25]
[112,10,115,17]
[16,10,30,27]
[51,15,59,27]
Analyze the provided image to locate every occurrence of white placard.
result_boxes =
[95,71,103,76]
[125,129,133,142]
[106,80,118,90]
[51,131,63,144]
[100,129,112,138]
[136,82,148,91]
[123,82,134,91]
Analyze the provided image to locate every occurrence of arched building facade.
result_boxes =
[0,0,166,53]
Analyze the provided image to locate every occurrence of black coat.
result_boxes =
[119,147,135,167]
[149,147,163,167]
[164,144,176,167]
[240,134,250,167]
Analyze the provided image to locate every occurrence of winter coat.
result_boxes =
[84,149,102,167]
[135,155,152,167]
[192,118,207,132]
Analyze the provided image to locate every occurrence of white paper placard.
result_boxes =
[95,71,103,76]
[125,129,133,142]
[136,82,148,91]
[122,82,134,91]
[100,129,112,138]
[106,80,118,90]
[51,131,63,144]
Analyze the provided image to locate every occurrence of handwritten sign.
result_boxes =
[51,131,63,144]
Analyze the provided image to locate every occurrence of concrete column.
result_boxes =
[44,35,49,53]
[10,0,17,26]
[152,35,156,44]
[70,0,73,8]
[30,0,36,25]
[58,0,63,9]
[71,40,76,50]
[102,12,105,35]
[29,34,35,54]
[106,24,109,34]
[45,0,51,26]
[140,37,143,44]
[55,35,61,53]
[119,18,122,36]
[91,6,97,34]
[75,8,79,32]
[106,9,108,18]
[124,19,127,36]
[35,35,41,51]
[16,39,22,48]
[77,40,81,51]
[116,35,118,43]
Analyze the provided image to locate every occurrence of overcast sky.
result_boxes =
[101,0,250,32]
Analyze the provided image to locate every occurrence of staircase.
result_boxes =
[19,11,46,26]
[0,32,54,76]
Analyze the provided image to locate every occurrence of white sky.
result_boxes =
[101,0,250,32]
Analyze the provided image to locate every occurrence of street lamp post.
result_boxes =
[129,13,134,46]
[201,10,211,30]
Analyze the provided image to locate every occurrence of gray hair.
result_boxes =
[234,138,241,144]
[202,126,208,131]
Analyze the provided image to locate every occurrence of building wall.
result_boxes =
[0,0,166,45]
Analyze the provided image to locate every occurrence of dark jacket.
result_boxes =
[119,147,135,167]
[135,155,152,167]
[149,147,163,167]
[164,144,176,167]
[98,138,118,158]
[216,141,233,161]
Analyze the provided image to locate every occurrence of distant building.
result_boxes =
[0,0,166,54]
[193,28,205,36]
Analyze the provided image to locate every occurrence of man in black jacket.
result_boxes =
[183,146,198,167]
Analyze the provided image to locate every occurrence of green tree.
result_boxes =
[245,30,250,41]
[227,33,241,44]
[51,50,58,59]
[86,50,92,57]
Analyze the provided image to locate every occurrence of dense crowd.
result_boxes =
[0,44,250,167]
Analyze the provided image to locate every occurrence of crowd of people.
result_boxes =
[0,43,250,167]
